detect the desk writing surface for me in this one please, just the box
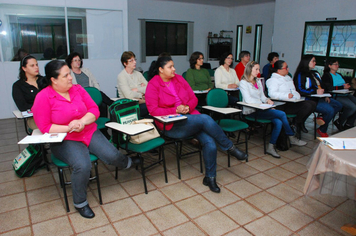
[13,110,33,119]
[310,93,331,97]
[271,98,305,103]
[331,89,353,94]
[224,88,239,91]
[237,102,277,110]
[193,90,209,94]
[18,132,67,144]
[202,106,241,114]
[154,115,187,123]
[105,122,153,135]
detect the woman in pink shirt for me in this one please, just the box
[33,60,133,219]
[145,56,247,193]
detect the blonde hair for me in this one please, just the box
[241,61,259,83]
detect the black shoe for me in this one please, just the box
[131,156,141,165]
[75,205,95,219]
[228,132,236,138]
[333,119,344,131]
[228,146,248,161]
[203,177,220,193]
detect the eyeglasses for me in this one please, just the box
[281,66,289,70]
[226,57,234,60]
[128,58,137,63]
[72,59,81,62]
[198,57,204,60]
[331,63,339,66]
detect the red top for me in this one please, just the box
[32,84,99,146]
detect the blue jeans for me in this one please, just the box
[228,94,240,106]
[336,95,356,126]
[248,109,294,144]
[51,130,129,208]
[316,98,343,133]
[164,114,233,178]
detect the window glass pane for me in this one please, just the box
[146,21,187,56]
[0,4,65,61]
[254,25,262,63]
[235,25,243,62]
[71,8,123,59]
[330,22,356,58]
[303,23,330,56]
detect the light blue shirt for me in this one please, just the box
[331,73,345,87]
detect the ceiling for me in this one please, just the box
[154,0,275,7]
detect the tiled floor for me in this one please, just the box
[1,116,355,235]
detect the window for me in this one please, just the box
[235,25,243,62]
[253,25,262,63]
[146,21,187,56]
[0,4,124,61]
[302,20,356,77]
[140,19,193,62]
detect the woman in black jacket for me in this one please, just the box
[293,55,342,137]
[321,58,356,130]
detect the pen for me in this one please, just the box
[69,129,77,133]
[343,141,345,149]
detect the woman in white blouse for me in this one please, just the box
[239,61,307,158]
[214,52,240,106]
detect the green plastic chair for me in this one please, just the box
[84,87,110,130]
[238,92,272,155]
[182,71,187,79]
[143,71,149,81]
[206,88,249,166]
[51,153,102,212]
[207,68,215,77]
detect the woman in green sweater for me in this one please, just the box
[186,52,214,105]
[186,52,214,90]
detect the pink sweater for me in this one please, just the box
[146,74,199,130]
[32,84,99,146]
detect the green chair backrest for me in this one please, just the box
[182,71,187,79]
[143,71,149,81]
[207,69,215,77]
[85,87,102,106]
[206,88,228,108]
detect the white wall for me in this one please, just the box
[127,0,231,74]
[0,0,128,119]
[228,2,275,67]
[273,0,356,76]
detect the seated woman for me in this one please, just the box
[12,55,41,130]
[186,51,214,105]
[214,52,240,106]
[262,52,279,80]
[117,51,149,118]
[293,55,343,137]
[240,61,307,159]
[322,58,356,130]
[266,60,316,136]
[33,60,134,219]
[145,56,247,193]
[65,52,113,118]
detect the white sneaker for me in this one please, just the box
[266,143,280,158]
[289,136,307,146]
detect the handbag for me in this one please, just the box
[13,144,44,177]
[129,119,160,144]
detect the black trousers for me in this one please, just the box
[277,100,317,124]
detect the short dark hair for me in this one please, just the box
[189,51,203,69]
[270,60,285,74]
[65,52,83,69]
[238,50,250,61]
[121,51,135,67]
[219,52,233,66]
[267,52,279,62]
[323,58,338,73]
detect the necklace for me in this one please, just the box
[164,81,171,87]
